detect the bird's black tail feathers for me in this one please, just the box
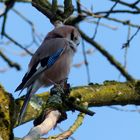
[18,85,33,125]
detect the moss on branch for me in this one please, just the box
[12,81,140,127]
[1,81,140,135]
[1,81,140,138]
[0,85,15,140]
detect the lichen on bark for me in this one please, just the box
[0,84,15,140]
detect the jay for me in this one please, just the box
[15,25,81,124]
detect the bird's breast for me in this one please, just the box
[40,52,73,86]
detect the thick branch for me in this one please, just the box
[32,0,74,24]
[23,110,61,140]
[1,81,140,138]
[13,81,140,127]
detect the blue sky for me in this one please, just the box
[1,0,140,139]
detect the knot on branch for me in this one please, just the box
[32,0,74,25]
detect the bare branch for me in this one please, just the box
[96,10,140,15]
[104,0,119,17]
[118,22,131,80]
[63,0,74,18]
[12,8,41,46]
[122,25,140,48]
[32,0,74,24]
[3,33,33,56]
[92,18,101,39]
[106,17,140,28]
[110,0,140,11]
[82,39,91,84]
[0,50,21,70]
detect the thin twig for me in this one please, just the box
[57,125,76,140]
[106,17,140,28]
[118,21,131,80]
[82,39,91,84]
[72,7,140,28]
[0,0,15,37]
[0,50,21,70]
[12,8,41,46]
[92,18,101,39]
[110,0,140,11]
[105,0,119,17]
[122,25,140,48]
[132,1,140,6]
[84,18,118,30]
[3,33,33,55]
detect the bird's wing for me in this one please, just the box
[15,38,68,93]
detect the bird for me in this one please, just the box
[15,25,81,124]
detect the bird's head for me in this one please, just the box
[47,25,81,47]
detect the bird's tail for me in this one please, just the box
[17,81,42,125]
[18,85,33,125]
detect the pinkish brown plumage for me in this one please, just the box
[15,25,81,124]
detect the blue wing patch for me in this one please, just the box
[47,48,64,68]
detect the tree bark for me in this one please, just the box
[1,80,140,139]
[0,85,15,140]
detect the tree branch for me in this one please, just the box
[0,50,21,70]
[3,33,33,56]
[13,80,140,128]
[1,80,140,139]
[110,0,140,11]
[32,0,74,24]
[23,110,61,140]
